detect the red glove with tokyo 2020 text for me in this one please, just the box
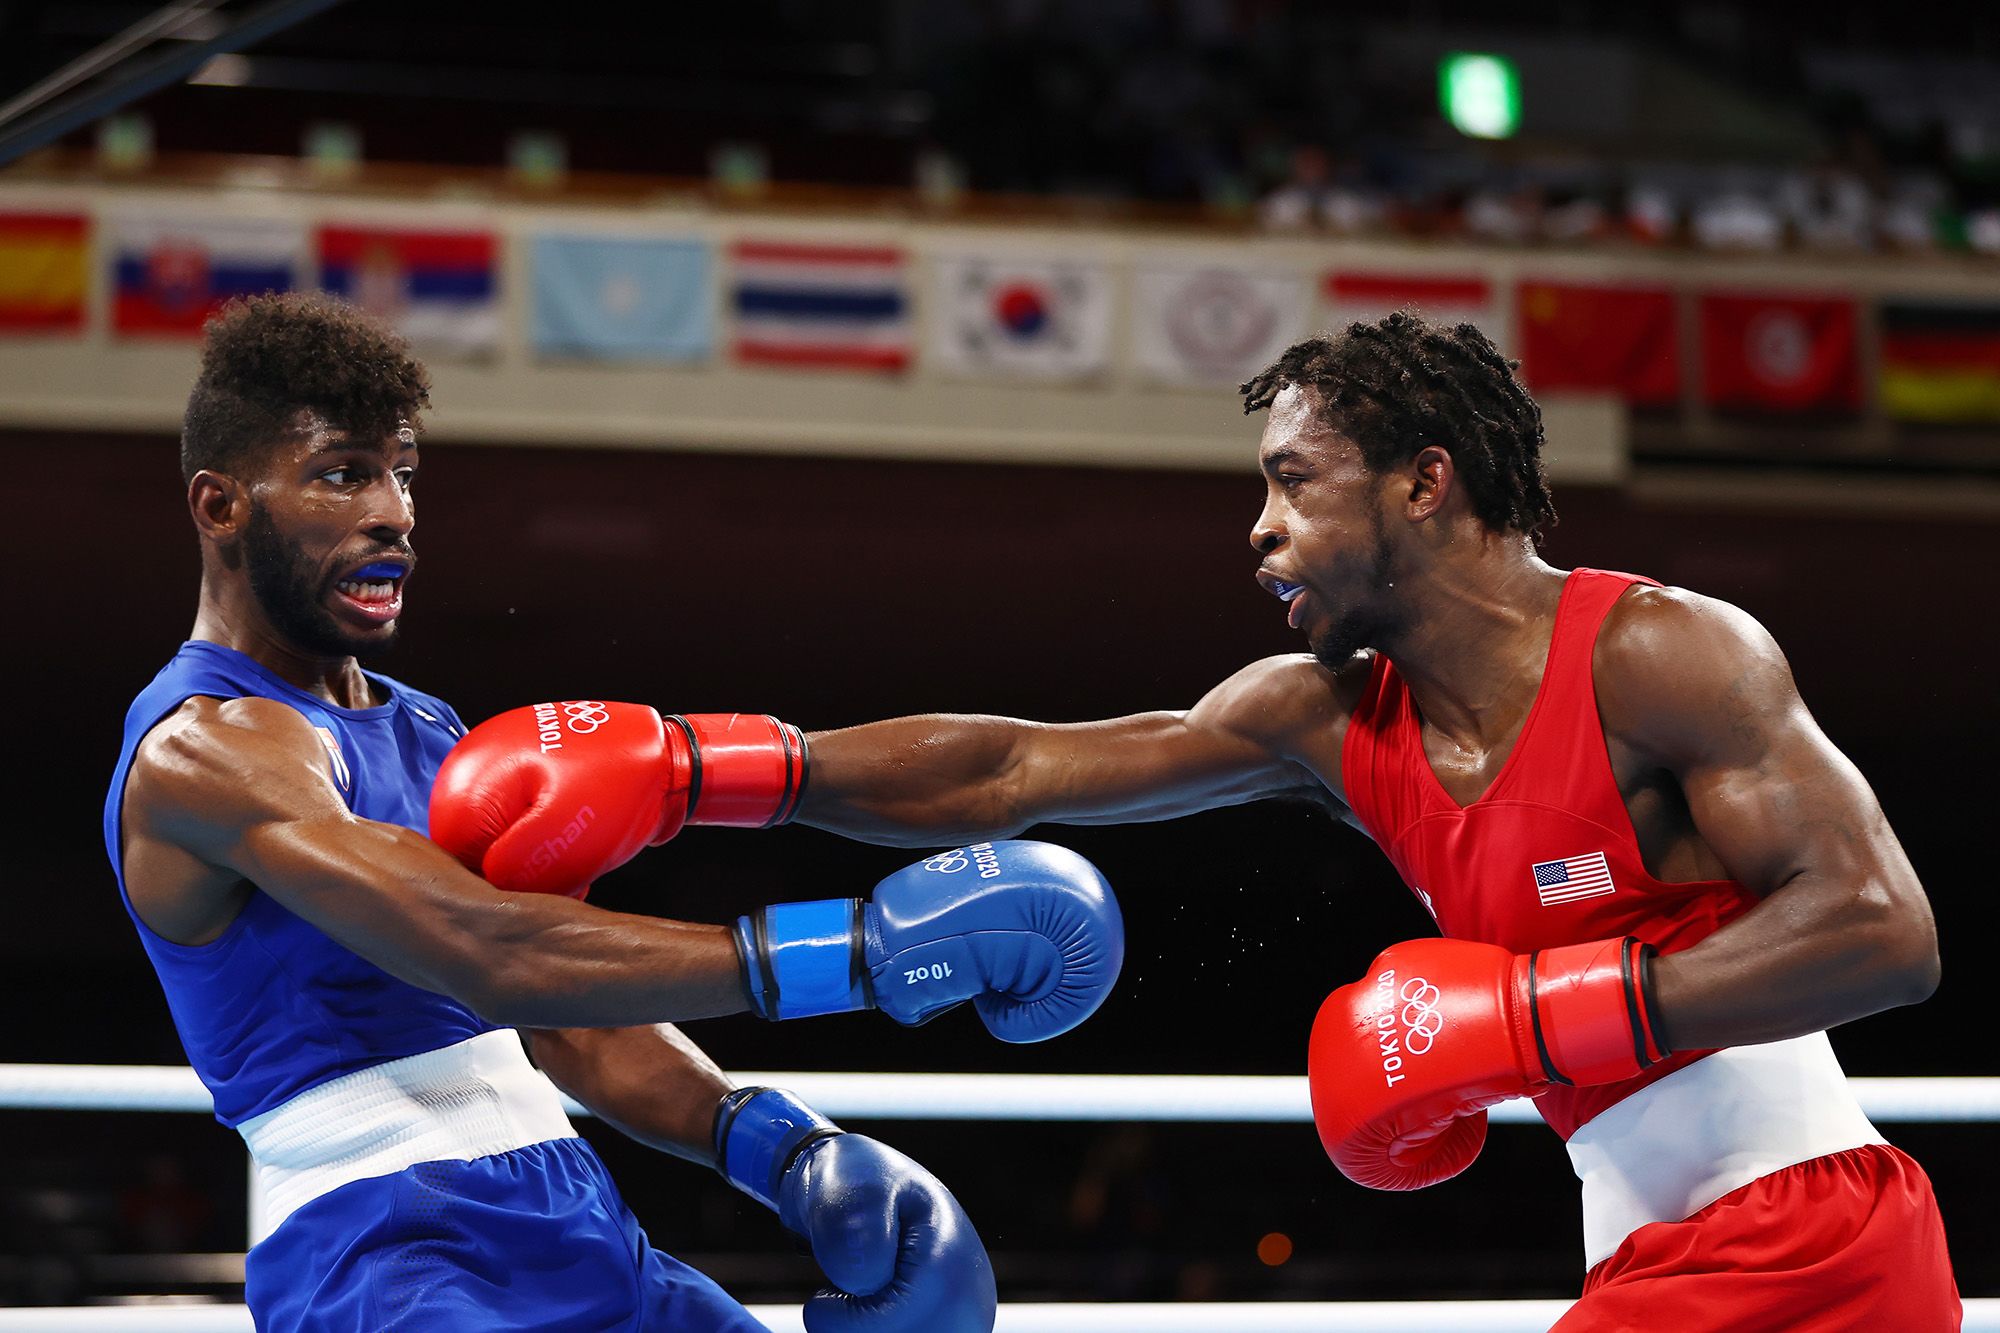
[1307,936,1670,1191]
[428,702,807,898]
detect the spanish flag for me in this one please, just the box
[0,212,88,332]
[1879,301,2000,423]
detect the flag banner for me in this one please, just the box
[1878,300,2000,424]
[110,214,301,337]
[1322,272,1498,346]
[0,212,88,333]
[929,252,1112,381]
[730,240,909,372]
[319,225,499,358]
[531,233,713,363]
[1699,292,1860,415]
[1516,281,1680,407]
[1133,262,1307,387]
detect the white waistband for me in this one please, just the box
[238,1029,578,1233]
[1560,1031,1886,1270]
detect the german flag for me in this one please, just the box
[0,212,88,333]
[1879,301,2000,423]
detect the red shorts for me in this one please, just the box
[1552,1145,1959,1333]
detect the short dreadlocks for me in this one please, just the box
[1239,311,1557,541]
[181,292,431,485]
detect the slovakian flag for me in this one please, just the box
[110,215,301,337]
[0,212,88,333]
[730,240,909,372]
[1133,261,1307,387]
[929,252,1112,381]
[1699,292,1860,415]
[530,233,714,363]
[1516,281,1680,407]
[1322,272,1499,347]
[318,225,499,358]
[1878,300,2000,424]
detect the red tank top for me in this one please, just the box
[1340,568,1760,1139]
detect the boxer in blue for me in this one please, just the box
[106,293,1124,1332]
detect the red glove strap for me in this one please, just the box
[673,714,808,829]
[1526,937,1668,1086]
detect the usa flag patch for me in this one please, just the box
[1531,852,1614,906]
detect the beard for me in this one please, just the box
[1306,500,1399,670]
[242,501,398,661]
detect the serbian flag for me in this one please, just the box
[731,240,909,372]
[110,215,301,337]
[1322,272,1499,347]
[1878,301,2000,424]
[1516,281,1679,407]
[318,225,499,358]
[0,212,88,333]
[1699,292,1860,415]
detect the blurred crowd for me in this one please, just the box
[917,2,2000,256]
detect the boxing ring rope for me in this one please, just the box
[3,1065,1994,1333]
[5,1064,1999,1121]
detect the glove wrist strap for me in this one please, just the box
[1528,936,1671,1086]
[733,899,871,1021]
[713,1086,842,1213]
[672,714,809,828]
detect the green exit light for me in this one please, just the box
[1440,53,1521,140]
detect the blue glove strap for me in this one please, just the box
[713,1086,841,1214]
[736,898,870,1021]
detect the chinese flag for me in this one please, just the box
[1699,292,1860,415]
[1516,281,1680,407]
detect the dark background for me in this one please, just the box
[2,428,1993,1303]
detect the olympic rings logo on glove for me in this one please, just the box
[923,849,971,874]
[561,701,612,734]
[1398,978,1445,1054]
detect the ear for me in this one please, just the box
[1405,445,1455,523]
[188,469,248,544]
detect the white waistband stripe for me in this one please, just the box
[1561,1032,1886,1269]
[236,1030,577,1233]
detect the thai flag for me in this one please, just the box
[318,225,499,357]
[110,215,301,336]
[730,240,909,372]
[1530,852,1615,906]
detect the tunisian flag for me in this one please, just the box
[1700,292,1860,414]
[1515,281,1680,407]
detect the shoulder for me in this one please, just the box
[1595,584,1801,765]
[130,696,336,827]
[1193,652,1369,752]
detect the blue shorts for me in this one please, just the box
[246,1138,773,1332]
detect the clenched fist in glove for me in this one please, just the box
[715,1086,995,1333]
[1309,935,1670,1191]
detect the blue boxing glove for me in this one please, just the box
[716,1086,996,1333]
[733,840,1123,1043]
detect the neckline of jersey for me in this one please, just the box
[1407,568,1584,814]
[180,639,401,720]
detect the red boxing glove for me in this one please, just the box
[1307,936,1668,1192]
[429,701,807,898]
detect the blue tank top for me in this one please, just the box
[103,640,495,1127]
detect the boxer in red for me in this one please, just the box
[775,314,1958,1327]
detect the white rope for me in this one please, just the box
[3,1303,1997,1332]
[0,1064,1995,1123]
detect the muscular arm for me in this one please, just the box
[123,696,747,1029]
[1601,591,1939,1050]
[523,1025,733,1166]
[799,655,1341,847]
